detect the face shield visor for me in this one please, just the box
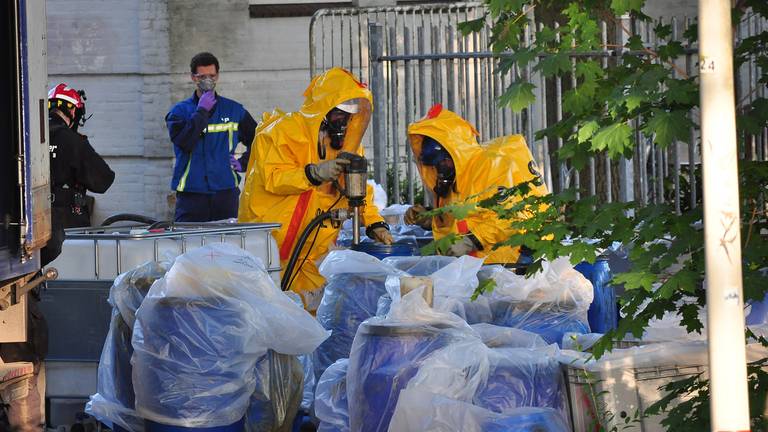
[319,98,372,158]
[419,136,455,198]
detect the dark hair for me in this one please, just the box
[190,52,219,74]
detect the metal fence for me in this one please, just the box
[310,4,768,208]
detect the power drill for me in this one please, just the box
[335,152,368,245]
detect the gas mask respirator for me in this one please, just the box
[322,108,352,151]
[433,158,456,199]
[197,77,216,93]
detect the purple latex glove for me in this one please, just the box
[197,90,217,112]
[230,154,242,172]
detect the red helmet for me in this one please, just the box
[48,83,83,109]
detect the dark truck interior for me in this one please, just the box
[1,0,24,273]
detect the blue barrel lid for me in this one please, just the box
[351,239,420,259]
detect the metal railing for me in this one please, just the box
[310,4,768,208]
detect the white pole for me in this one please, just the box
[699,0,751,430]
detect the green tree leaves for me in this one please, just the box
[591,123,633,157]
[498,81,536,112]
[610,0,645,16]
[642,110,694,147]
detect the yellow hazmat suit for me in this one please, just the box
[407,104,548,264]
[239,68,386,311]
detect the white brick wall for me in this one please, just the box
[47,0,175,223]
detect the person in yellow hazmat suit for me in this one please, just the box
[404,104,548,264]
[238,67,393,311]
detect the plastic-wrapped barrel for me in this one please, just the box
[474,348,567,416]
[347,322,455,432]
[315,273,389,378]
[491,302,590,346]
[145,419,245,432]
[135,297,251,431]
[105,313,136,406]
[574,257,617,333]
[351,239,419,260]
[483,408,569,432]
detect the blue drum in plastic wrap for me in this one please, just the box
[574,257,618,333]
[491,303,590,346]
[351,238,420,260]
[348,322,455,432]
[474,349,567,415]
[482,408,569,432]
[145,418,245,432]
[134,297,253,430]
[315,273,389,378]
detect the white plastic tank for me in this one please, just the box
[47,223,282,285]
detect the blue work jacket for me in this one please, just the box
[166,92,255,193]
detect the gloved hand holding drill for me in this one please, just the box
[306,158,350,184]
[404,204,434,230]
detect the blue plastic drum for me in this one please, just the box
[482,408,569,432]
[145,418,245,432]
[315,273,389,378]
[348,322,455,432]
[134,297,252,429]
[574,258,618,333]
[491,303,590,346]
[351,239,420,260]
[474,349,566,415]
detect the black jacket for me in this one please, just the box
[43,114,115,264]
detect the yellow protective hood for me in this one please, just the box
[299,67,374,155]
[407,105,549,264]
[407,104,482,197]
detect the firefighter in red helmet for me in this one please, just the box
[0,84,114,432]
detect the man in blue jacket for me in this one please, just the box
[166,52,257,222]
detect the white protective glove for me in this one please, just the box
[307,158,350,184]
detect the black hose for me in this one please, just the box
[148,220,174,230]
[281,210,333,291]
[100,213,158,226]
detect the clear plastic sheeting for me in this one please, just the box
[397,329,568,419]
[314,359,350,432]
[298,354,316,411]
[376,294,493,325]
[383,255,455,275]
[379,204,410,225]
[245,351,304,432]
[481,257,593,345]
[475,346,567,416]
[86,260,170,432]
[389,390,569,432]
[483,257,593,307]
[379,255,490,323]
[132,243,329,428]
[347,290,475,432]
[470,323,549,349]
[315,252,480,378]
